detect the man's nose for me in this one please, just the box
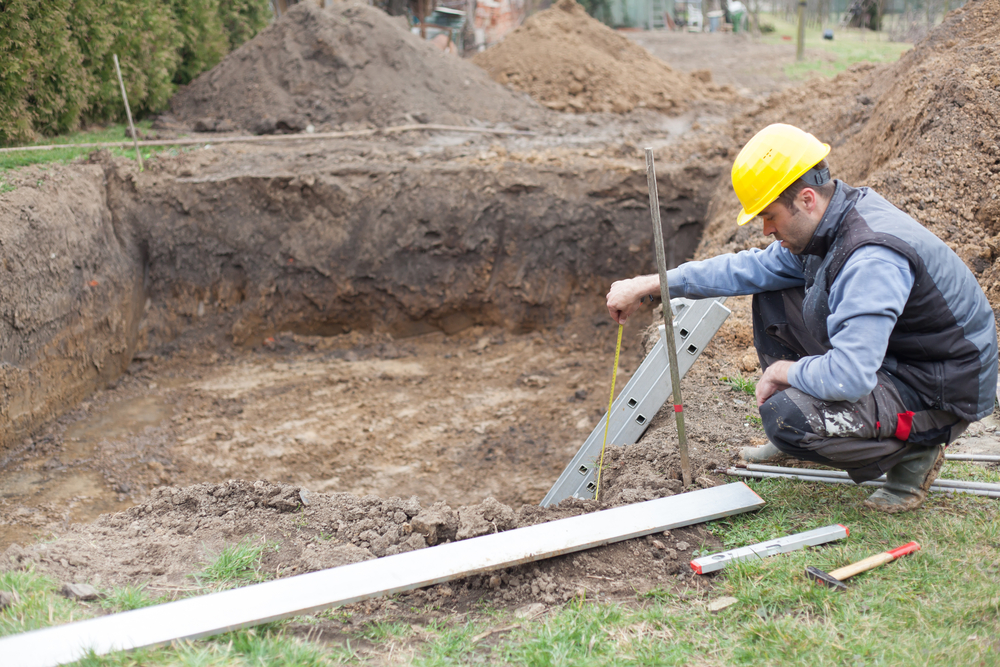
[761,220,775,237]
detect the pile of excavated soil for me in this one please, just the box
[170,2,543,132]
[473,0,734,114]
[1,455,725,612]
[695,0,1000,316]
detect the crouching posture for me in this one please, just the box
[607,123,998,513]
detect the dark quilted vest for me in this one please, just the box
[799,183,998,422]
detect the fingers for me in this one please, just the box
[606,279,642,324]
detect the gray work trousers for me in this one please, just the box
[753,288,969,483]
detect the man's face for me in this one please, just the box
[757,194,821,255]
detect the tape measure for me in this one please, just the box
[594,323,623,501]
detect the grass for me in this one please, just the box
[487,478,1000,666]
[0,121,191,183]
[721,374,757,395]
[196,537,275,590]
[2,473,998,665]
[758,16,913,80]
[99,584,162,613]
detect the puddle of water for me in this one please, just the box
[0,394,173,550]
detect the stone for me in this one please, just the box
[514,602,546,619]
[411,506,457,546]
[61,582,101,601]
[708,596,739,613]
[456,498,516,540]
[0,589,18,610]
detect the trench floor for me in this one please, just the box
[0,307,656,551]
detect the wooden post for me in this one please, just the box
[644,148,692,488]
[112,54,143,172]
[796,0,806,61]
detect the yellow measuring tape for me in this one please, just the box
[594,323,623,501]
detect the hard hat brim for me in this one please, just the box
[736,209,757,226]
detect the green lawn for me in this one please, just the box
[0,122,184,186]
[758,16,913,80]
[2,461,998,665]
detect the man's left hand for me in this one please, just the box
[756,360,795,407]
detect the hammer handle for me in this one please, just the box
[828,541,920,581]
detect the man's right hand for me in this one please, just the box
[606,275,658,324]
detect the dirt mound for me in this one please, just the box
[472,0,733,114]
[2,465,722,610]
[170,2,543,132]
[695,0,1000,317]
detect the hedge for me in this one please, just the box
[0,0,272,146]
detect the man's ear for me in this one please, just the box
[798,187,819,214]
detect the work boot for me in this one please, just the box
[864,445,944,514]
[739,441,787,464]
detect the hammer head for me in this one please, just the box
[805,565,847,590]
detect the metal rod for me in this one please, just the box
[725,468,1000,498]
[113,54,143,171]
[0,124,535,155]
[645,147,690,488]
[744,464,1000,492]
[0,483,764,667]
[946,453,1000,462]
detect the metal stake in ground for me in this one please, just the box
[113,54,143,171]
[644,147,691,488]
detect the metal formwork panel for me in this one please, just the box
[541,297,730,507]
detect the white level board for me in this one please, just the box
[542,297,731,507]
[0,483,764,667]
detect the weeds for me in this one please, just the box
[359,620,412,642]
[721,374,757,395]
[196,537,273,589]
[99,584,161,613]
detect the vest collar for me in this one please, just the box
[799,181,854,257]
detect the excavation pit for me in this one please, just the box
[0,136,730,553]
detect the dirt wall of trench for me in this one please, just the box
[0,165,145,456]
[0,147,722,455]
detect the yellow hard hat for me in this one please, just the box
[731,124,831,226]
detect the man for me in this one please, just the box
[606,123,998,513]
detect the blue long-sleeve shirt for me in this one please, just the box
[666,241,915,403]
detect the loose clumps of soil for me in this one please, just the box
[1,445,724,609]
[697,0,1000,313]
[473,0,734,114]
[170,2,543,133]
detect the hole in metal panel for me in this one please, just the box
[686,344,698,355]
[586,481,597,492]
[627,398,638,408]
[578,465,589,475]
[636,414,646,425]
[679,327,690,338]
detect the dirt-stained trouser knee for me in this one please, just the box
[752,289,968,483]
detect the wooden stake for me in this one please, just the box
[113,54,143,171]
[796,0,806,62]
[644,148,691,488]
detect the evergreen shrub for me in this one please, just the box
[0,0,272,146]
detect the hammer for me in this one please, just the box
[805,542,921,590]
